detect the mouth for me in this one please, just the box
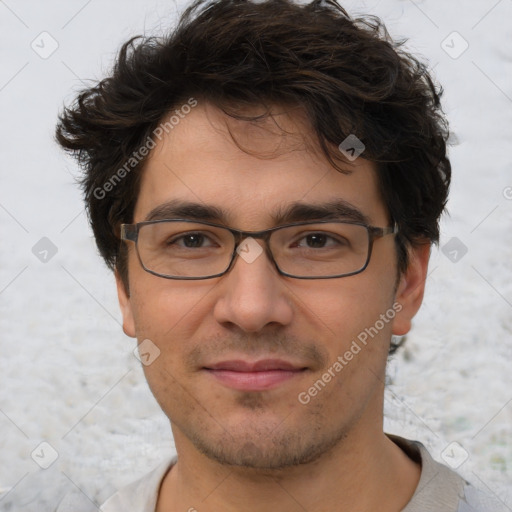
[203,359,308,391]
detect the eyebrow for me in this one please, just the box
[144,198,371,226]
[145,200,224,223]
[273,199,371,225]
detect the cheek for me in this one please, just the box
[130,271,217,339]
[295,275,395,345]
[130,284,210,402]
[298,283,395,412]
[129,277,222,397]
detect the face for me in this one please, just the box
[117,103,427,470]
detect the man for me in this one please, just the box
[55,0,503,510]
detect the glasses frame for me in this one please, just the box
[120,218,398,280]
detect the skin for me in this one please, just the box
[116,102,430,511]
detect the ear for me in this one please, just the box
[392,243,431,336]
[115,269,136,338]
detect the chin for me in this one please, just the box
[186,419,348,471]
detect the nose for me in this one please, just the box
[213,237,294,332]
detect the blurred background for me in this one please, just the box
[0,0,511,509]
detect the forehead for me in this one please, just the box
[134,102,388,227]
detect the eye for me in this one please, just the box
[168,232,217,248]
[294,232,345,249]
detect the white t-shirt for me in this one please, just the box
[61,436,506,512]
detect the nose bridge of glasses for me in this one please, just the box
[227,227,280,274]
[230,225,274,251]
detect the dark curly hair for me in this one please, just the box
[56,0,450,293]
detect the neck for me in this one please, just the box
[157,424,420,512]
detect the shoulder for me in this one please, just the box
[456,485,510,512]
[388,435,506,512]
[100,458,175,512]
[56,458,176,512]
[54,459,175,512]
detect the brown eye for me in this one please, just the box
[294,232,344,249]
[167,232,216,248]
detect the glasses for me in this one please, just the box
[120,219,398,280]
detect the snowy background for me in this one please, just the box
[0,0,511,510]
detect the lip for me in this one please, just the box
[203,359,307,391]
